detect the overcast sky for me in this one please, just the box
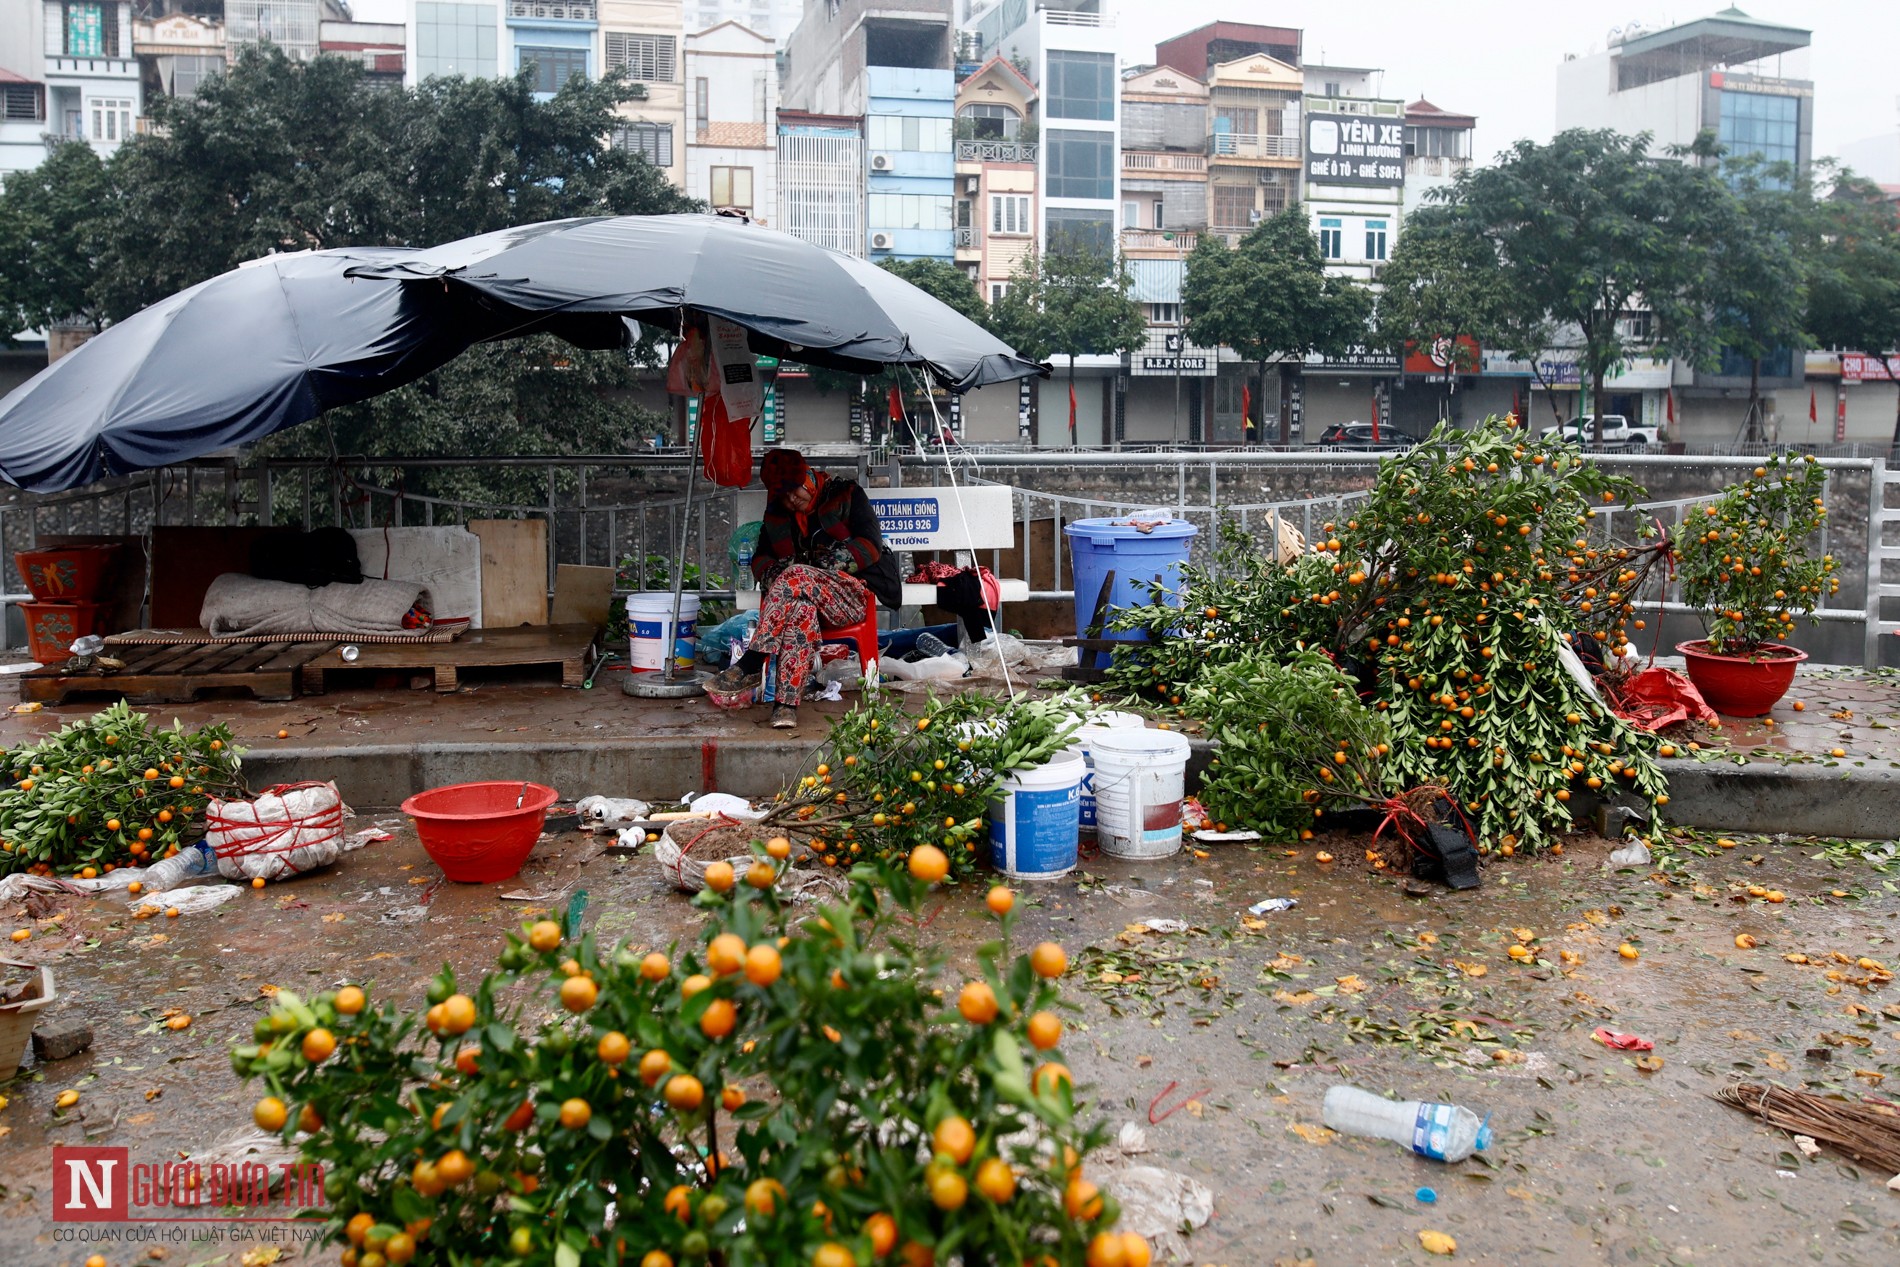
[348,0,1900,180]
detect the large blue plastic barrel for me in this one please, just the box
[1064,517,1199,669]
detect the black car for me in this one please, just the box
[1313,423,1416,451]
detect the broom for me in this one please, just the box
[1713,1082,1900,1175]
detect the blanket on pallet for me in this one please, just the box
[200,573,433,638]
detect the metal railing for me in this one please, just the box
[1041,8,1112,27]
[3,449,1892,666]
[955,226,976,248]
[507,0,596,19]
[1209,132,1300,159]
[954,139,1037,163]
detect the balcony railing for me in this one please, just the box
[955,139,1037,163]
[1040,7,1112,27]
[1209,132,1301,159]
[507,0,596,20]
[1123,150,1206,174]
[955,226,976,249]
[1120,229,1196,252]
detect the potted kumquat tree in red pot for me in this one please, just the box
[1674,454,1839,716]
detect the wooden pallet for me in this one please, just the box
[22,640,337,705]
[299,623,595,695]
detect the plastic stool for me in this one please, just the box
[819,602,880,689]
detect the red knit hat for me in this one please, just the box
[760,448,811,494]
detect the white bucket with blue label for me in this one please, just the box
[987,751,1086,881]
[627,592,700,672]
[1070,710,1146,832]
[1092,728,1192,860]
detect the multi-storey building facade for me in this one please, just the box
[952,54,1034,294]
[776,108,861,254]
[685,19,775,223]
[601,0,684,188]
[1205,51,1300,242]
[38,1,143,153]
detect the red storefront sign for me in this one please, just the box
[1403,335,1482,375]
[1841,354,1896,382]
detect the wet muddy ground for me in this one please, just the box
[3,818,1898,1267]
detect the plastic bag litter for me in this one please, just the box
[207,782,347,882]
[964,632,1073,678]
[129,885,243,915]
[576,796,652,832]
[881,652,970,681]
[688,793,762,820]
[697,610,759,664]
[1098,1164,1213,1260]
[1608,838,1653,867]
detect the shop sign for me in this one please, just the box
[1305,113,1405,188]
[1307,344,1400,373]
[1403,335,1482,376]
[1841,353,1896,382]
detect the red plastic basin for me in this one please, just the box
[402,781,559,883]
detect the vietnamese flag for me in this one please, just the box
[1810,387,1818,423]
[1068,381,1078,444]
[1241,383,1252,439]
[1665,390,1675,425]
[888,384,904,432]
[1371,391,1381,443]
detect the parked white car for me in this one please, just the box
[1543,415,1660,449]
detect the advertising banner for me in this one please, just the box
[1305,113,1405,188]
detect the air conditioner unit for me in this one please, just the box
[870,153,894,171]
[1258,168,1282,184]
[964,175,979,194]
[870,231,894,250]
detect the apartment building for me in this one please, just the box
[602,0,685,188]
[684,19,775,223]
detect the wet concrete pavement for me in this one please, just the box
[3,817,1898,1267]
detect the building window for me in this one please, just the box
[1047,129,1112,200]
[1045,208,1113,256]
[694,78,708,133]
[1259,169,1290,216]
[1,83,43,121]
[1323,80,1341,98]
[869,193,953,230]
[89,97,132,143]
[1152,199,1165,229]
[518,46,588,94]
[1318,216,1343,260]
[1719,90,1799,170]
[416,3,498,80]
[958,102,1019,140]
[161,53,223,98]
[604,33,676,83]
[613,121,674,167]
[990,282,1009,303]
[1364,219,1387,262]
[710,166,754,210]
[1212,183,1254,230]
[1403,126,1468,159]
[956,199,972,229]
[1148,302,1180,325]
[990,194,1029,235]
[62,2,109,57]
[867,115,952,153]
[1122,199,1140,229]
[1046,50,1114,121]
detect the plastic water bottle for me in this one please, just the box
[139,841,217,892]
[1322,1085,1491,1163]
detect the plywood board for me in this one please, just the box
[550,564,614,629]
[470,519,548,628]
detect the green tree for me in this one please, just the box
[1438,129,1728,442]
[1371,205,1514,427]
[0,141,116,339]
[1807,174,1900,443]
[1182,205,1372,444]
[992,244,1145,446]
[1702,148,1821,442]
[96,45,696,320]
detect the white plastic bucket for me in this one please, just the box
[987,751,1086,880]
[627,592,700,672]
[1070,710,1146,833]
[1092,729,1192,859]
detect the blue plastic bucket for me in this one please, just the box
[987,751,1085,880]
[1064,518,1199,669]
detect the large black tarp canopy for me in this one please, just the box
[0,214,1046,492]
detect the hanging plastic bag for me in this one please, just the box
[700,391,753,488]
[666,327,713,396]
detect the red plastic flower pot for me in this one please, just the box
[1676,639,1806,718]
[20,601,111,664]
[401,781,560,883]
[14,544,121,602]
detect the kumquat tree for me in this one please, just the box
[1107,415,1675,853]
[233,851,1147,1267]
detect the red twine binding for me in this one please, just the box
[204,781,345,875]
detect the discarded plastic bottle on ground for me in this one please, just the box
[139,841,217,892]
[1322,1085,1491,1162]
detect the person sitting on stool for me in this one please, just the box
[710,449,900,728]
